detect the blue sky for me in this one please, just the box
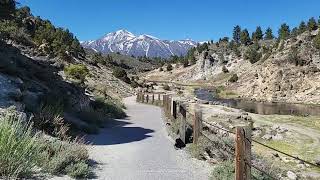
[19,0,320,42]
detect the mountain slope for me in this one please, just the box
[143,29,320,104]
[81,30,197,58]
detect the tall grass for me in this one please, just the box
[0,108,92,179]
[38,137,91,178]
[0,109,40,178]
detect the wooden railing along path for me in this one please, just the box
[136,92,320,180]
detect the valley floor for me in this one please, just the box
[86,96,210,180]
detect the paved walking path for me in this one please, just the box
[87,96,210,180]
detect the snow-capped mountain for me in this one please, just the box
[81,29,197,58]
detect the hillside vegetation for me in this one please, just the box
[0,1,144,178]
[144,17,320,104]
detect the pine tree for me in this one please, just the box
[233,25,241,44]
[253,26,263,41]
[307,17,317,31]
[291,27,299,37]
[0,0,16,20]
[314,30,320,50]
[278,23,290,40]
[264,27,274,40]
[240,29,250,45]
[298,21,307,33]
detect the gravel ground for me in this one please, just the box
[86,96,211,180]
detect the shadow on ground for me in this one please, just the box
[86,117,154,146]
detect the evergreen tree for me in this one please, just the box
[314,30,320,50]
[291,27,299,37]
[0,0,16,20]
[233,25,241,44]
[307,17,317,31]
[240,29,250,45]
[252,26,263,41]
[298,21,307,33]
[278,23,290,40]
[264,27,274,40]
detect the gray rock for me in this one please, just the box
[287,171,297,180]
[262,134,272,140]
[22,91,42,112]
[315,156,320,166]
[272,133,284,140]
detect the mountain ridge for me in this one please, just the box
[81,29,197,58]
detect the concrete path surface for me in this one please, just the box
[86,96,210,180]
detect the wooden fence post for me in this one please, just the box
[158,94,161,101]
[244,127,252,180]
[193,108,202,144]
[141,93,144,103]
[163,95,167,112]
[179,104,186,144]
[152,94,155,104]
[146,94,149,103]
[235,126,251,180]
[172,100,177,119]
[168,96,172,117]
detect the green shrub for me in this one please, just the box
[166,64,173,71]
[130,80,139,88]
[64,64,89,84]
[33,103,70,140]
[163,84,170,91]
[38,137,89,177]
[112,67,131,83]
[211,160,234,180]
[188,136,210,160]
[313,30,320,50]
[91,97,126,119]
[0,109,40,178]
[228,74,238,83]
[289,46,307,66]
[65,161,91,178]
[222,65,229,73]
[245,46,262,64]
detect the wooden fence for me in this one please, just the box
[136,92,252,180]
[136,92,320,180]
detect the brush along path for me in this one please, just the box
[86,96,210,180]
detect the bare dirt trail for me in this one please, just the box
[86,96,210,180]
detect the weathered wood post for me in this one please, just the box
[179,104,186,144]
[172,100,177,119]
[163,95,167,113]
[165,95,169,116]
[169,96,172,117]
[146,94,149,103]
[193,108,202,144]
[235,126,251,180]
[244,127,252,180]
[152,94,155,104]
[158,94,161,106]
[141,93,145,103]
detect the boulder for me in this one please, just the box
[315,156,320,166]
[262,134,272,140]
[287,171,297,180]
[22,90,42,112]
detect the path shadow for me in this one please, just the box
[86,118,154,146]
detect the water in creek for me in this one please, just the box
[194,88,320,116]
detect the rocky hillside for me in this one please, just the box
[144,28,320,104]
[0,4,137,132]
[81,29,197,58]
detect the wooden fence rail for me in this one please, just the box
[136,93,252,180]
